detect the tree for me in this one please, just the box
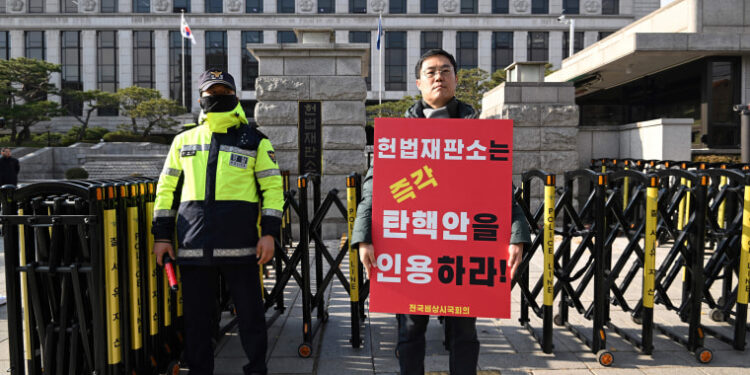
[365,95,421,126]
[61,89,119,141]
[116,86,184,136]
[129,98,185,136]
[0,58,62,144]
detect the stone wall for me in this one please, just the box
[250,31,368,239]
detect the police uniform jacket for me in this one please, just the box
[152,103,284,265]
[351,97,531,248]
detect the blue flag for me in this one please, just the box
[376,15,382,50]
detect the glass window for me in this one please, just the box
[421,0,437,14]
[205,31,227,72]
[527,31,548,62]
[133,31,153,88]
[174,0,190,12]
[492,0,508,13]
[491,32,512,72]
[385,31,406,91]
[241,31,262,91]
[420,31,442,56]
[246,0,261,12]
[61,31,82,115]
[349,0,366,13]
[97,31,118,116]
[100,0,117,12]
[562,0,578,14]
[205,0,221,13]
[349,31,371,89]
[531,0,547,14]
[62,0,78,13]
[25,31,45,60]
[318,0,333,12]
[460,0,476,13]
[169,31,191,109]
[0,32,8,60]
[27,0,43,13]
[456,31,477,70]
[277,30,297,43]
[133,0,149,12]
[601,0,618,15]
[562,31,583,59]
[278,0,294,13]
[389,0,405,13]
[598,31,613,40]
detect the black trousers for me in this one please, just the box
[181,261,268,375]
[397,314,479,375]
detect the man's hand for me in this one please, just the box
[359,243,376,279]
[256,235,275,265]
[508,243,524,280]
[154,241,175,266]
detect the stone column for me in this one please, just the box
[406,30,419,92]
[335,0,346,13]
[263,0,274,12]
[47,31,62,104]
[263,30,275,45]
[45,0,59,13]
[120,0,132,13]
[192,0,203,13]
[478,31,492,73]
[513,31,527,62]
[335,30,348,43]
[442,30,457,56]
[118,30,133,88]
[549,30,563,69]
[191,29,205,113]
[227,30,242,90]
[480,72,579,201]
[478,0,491,13]
[9,30,23,58]
[550,0,562,14]
[406,0,419,14]
[583,31,598,48]
[154,30,170,98]
[81,30,97,91]
[251,29,368,238]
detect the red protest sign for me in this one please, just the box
[370,117,514,319]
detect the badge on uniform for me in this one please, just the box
[229,153,248,169]
[181,150,196,157]
[267,151,277,164]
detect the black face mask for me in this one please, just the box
[199,95,238,113]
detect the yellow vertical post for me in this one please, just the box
[543,175,556,307]
[18,208,32,362]
[346,176,359,304]
[103,186,122,365]
[738,183,750,305]
[176,265,183,318]
[643,178,658,308]
[623,161,630,213]
[126,186,143,351]
[718,166,727,229]
[145,185,158,337]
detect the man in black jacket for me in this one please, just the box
[351,49,530,375]
[0,148,20,186]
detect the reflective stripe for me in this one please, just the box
[178,248,256,258]
[154,209,177,218]
[255,169,281,179]
[262,209,283,218]
[181,144,211,153]
[179,249,203,258]
[162,167,181,177]
[219,145,256,158]
[214,247,256,257]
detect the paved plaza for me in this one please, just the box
[1,239,750,374]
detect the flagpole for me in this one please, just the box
[181,10,186,109]
[378,12,382,110]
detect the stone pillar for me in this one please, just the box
[480,69,579,198]
[251,29,368,238]
[478,0,491,13]
[263,0,274,13]
[549,30,563,69]
[192,0,203,13]
[191,29,206,113]
[46,0,59,13]
[263,30,275,45]
[9,30,23,58]
[406,30,419,92]
[513,31,527,62]
[118,30,133,88]
[478,31,492,74]
[582,0,602,15]
[47,31,62,104]
[227,30,242,92]
[154,30,170,98]
[442,30,457,56]
[120,0,132,13]
[335,30,348,43]
[335,0,346,13]
[583,31,598,48]
[550,0,562,14]
[439,0,458,14]
[81,30,97,91]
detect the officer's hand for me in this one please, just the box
[154,241,175,266]
[359,243,376,279]
[256,235,275,265]
[508,243,523,280]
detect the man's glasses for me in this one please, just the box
[421,68,454,79]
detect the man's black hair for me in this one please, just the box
[415,49,458,79]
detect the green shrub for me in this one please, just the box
[65,167,89,179]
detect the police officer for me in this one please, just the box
[152,70,283,375]
[352,49,531,375]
